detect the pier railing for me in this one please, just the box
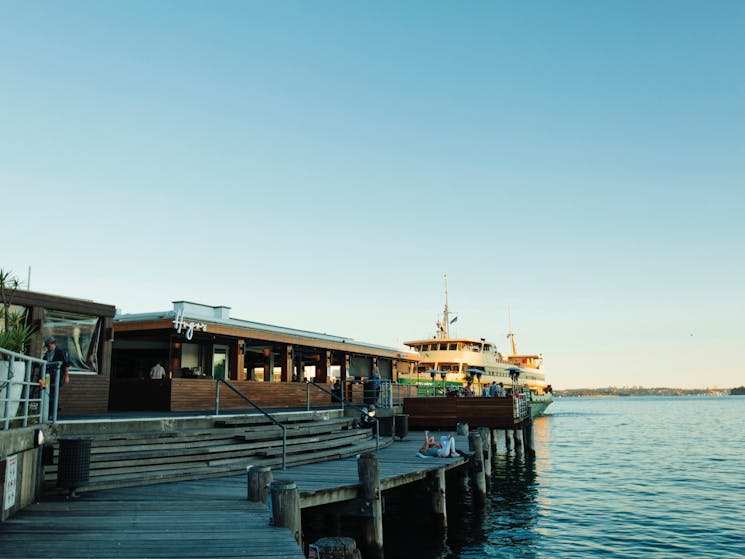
[215,379,287,469]
[1,347,59,430]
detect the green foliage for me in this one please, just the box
[0,269,35,355]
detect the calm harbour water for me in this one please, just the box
[389,396,745,559]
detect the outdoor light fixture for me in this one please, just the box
[34,428,45,447]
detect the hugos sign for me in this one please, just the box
[172,311,207,340]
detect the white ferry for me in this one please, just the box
[401,278,553,417]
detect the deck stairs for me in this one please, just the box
[43,410,387,493]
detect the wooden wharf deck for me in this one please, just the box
[0,431,470,559]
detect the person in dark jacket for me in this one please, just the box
[43,336,70,386]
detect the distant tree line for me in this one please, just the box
[554,386,741,397]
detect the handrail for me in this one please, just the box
[1,347,55,429]
[214,379,287,469]
[306,382,379,452]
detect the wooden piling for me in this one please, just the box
[490,428,498,456]
[270,480,302,547]
[247,465,272,503]
[522,414,536,460]
[429,468,447,529]
[477,426,492,479]
[512,427,522,454]
[504,428,511,452]
[456,422,469,436]
[357,453,384,559]
[467,432,487,500]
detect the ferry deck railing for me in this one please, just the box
[214,379,287,469]
[1,347,60,430]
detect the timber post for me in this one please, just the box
[504,428,511,452]
[269,480,302,547]
[247,465,272,503]
[478,426,492,479]
[523,414,536,460]
[357,453,384,559]
[456,422,469,436]
[429,468,447,529]
[468,431,487,500]
[513,427,522,454]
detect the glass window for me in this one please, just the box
[42,310,102,373]
[448,343,457,350]
[439,343,447,350]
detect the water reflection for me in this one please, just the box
[386,418,552,559]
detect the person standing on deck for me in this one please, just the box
[371,368,382,404]
[149,360,166,379]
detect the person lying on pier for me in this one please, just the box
[418,430,458,458]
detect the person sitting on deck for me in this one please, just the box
[418,430,457,458]
[355,404,376,428]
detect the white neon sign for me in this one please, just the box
[172,310,207,340]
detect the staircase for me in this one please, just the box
[44,410,386,493]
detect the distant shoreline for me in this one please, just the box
[555,387,744,397]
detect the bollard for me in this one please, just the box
[467,432,487,500]
[456,422,469,436]
[357,453,383,559]
[270,480,302,546]
[309,536,362,559]
[523,415,536,460]
[247,465,272,503]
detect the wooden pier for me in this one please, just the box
[0,432,472,559]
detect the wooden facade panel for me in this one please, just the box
[170,379,340,413]
[403,397,517,430]
[61,375,110,415]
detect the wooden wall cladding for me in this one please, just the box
[170,380,343,412]
[59,375,111,415]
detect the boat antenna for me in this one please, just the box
[437,274,450,339]
[507,306,518,355]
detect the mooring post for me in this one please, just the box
[513,426,522,454]
[504,428,511,452]
[456,422,469,436]
[430,468,447,529]
[523,414,536,460]
[477,427,492,479]
[270,480,302,547]
[357,453,384,559]
[468,432,487,500]
[490,428,498,457]
[247,465,273,503]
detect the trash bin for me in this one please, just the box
[56,436,92,490]
[394,414,409,441]
[378,415,394,437]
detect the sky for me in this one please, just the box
[1,1,743,389]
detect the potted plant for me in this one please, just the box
[0,269,35,419]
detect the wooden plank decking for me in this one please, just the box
[0,431,468,559]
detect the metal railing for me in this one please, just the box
[1,347,60,430]
[306,382,379,452]
[214,379,287,469]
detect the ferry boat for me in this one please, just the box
[401,278,553,417]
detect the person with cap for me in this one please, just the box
[43,336,70,387]
[358,404,376,428]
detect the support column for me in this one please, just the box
[430,468,447,529]
[478,427,492,479]
[236,340,245,381]
[263,349,274,382]
[357,453,383,559]
[504,429,511,452]
[315,350,330,384]
[341,353,350,399]
[468,432,487,500]
[513,427,522,454]
[280,345,293,382]
[523,415,536,460]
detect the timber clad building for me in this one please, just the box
[111,301,419,413]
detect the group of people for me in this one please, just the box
[461,380,507,397]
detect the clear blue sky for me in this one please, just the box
[2,1,743,389]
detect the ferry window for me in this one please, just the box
[420,344,429,351]
[483,344,492,351]
[439,343,447,351]
[448,343,457,350]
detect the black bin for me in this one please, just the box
[394,414,409,440]
[378,416,394,437]
[57,436,92,489]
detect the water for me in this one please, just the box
[390,396,745,559]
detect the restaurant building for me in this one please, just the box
[111,301,419,413]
